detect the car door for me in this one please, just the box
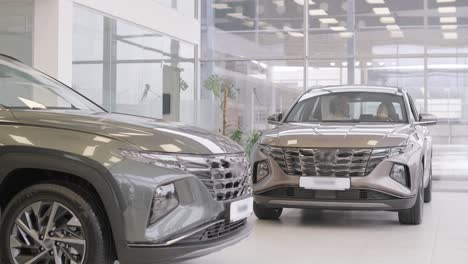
[407,93,432,185]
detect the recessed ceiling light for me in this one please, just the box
[342,61,348,66]
[339,32,354,38]
[288,31,304,38]
[366,0,385,3]
[212,3,231,9]
[373,7,391,15]
[227,12,247,19]
[436,0,455,3]
[378,62,385,66]
[330,26,346,31]
[380,17,395,24]
[390,31,404,38]
[441,24,458,30]
[443,32,458,39]
[294,0,315,5]
[366,62,373,66]
[386,24,400,31]
[309,9,327,16]
[440,17,457,23]
[438,7,457,14]
[319,18,339,24]
[330,62,336,66]
[355,61,360,66]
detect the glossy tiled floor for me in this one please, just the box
[180,145,468,264]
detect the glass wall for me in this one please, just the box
[0,0,33,65]
[201,0,468,144]
[73,5,197,124]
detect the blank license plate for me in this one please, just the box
[300,177,351,191]
[230,197,253,222]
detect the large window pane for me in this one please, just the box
[0,0,33,65]
[73,5,197,123]
[200,60,304,134]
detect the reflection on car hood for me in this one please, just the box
[260,122,412,148]
[12,111,243,154]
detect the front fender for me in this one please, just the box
[0,146,128,259]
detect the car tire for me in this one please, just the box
[398,166,424,225]
[253,202,282,220]
[0,183,114,264]
[424,161,432,203]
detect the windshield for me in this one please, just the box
[0,57,103,112]
[285,91,408,123]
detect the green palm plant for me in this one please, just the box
[204,74,237,135]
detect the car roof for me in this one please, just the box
[306,85,405,95]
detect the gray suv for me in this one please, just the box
[252,86,437,225]
[0,54,252,264]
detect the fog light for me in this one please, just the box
[255,160,270,183]
[390,164,409,187]
[149,183,179,225]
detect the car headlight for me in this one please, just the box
[390,164,409,187]
[387,144,414,158]
[254,160,269,183]
[120,149,208,170]
[149,183,179,225]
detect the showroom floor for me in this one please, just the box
[180,145,468,264]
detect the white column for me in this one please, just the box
[33,0,73,86]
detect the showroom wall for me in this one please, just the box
[200,0,468,144]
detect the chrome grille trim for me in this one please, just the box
[184,154,252,201]
[267,147,390,177]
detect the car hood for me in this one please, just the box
[11,110,243,154]
[260,122,412,148]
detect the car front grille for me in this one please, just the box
[184,153,252,201]
[179,219,248,244]
[259,187,399,200]
[266,147,389,177]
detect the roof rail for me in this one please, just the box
[0,54,23,63]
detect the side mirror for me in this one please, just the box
[416,113,437,126]
[267,113,283,125]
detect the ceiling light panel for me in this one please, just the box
[440,17,457,23]
[380,17,395,24]
[436,0,455,3]
[212,3,231,9]
[390,31,404,38]
[438,7,457,14]
[366,0,385,3]
[386,24,400,31]
[309,9,327,16]
[443,32,458,39]
[339,32,354,38]
[330,26,346,31]
[319,18,339,24]
[294,0,315,5]
[441,24,458,30]
[373,7,391,15]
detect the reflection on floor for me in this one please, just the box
[180,193,468,264]
[179,144,468,264]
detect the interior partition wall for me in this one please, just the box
[201,0,468,144]
[72,5,197,124]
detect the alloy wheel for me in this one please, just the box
[9,201,86,264]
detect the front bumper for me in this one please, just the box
[254,188,416,211]
[120,219,253,264]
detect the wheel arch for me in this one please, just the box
[0,146,128,260]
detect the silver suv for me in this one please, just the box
[0,54,252,264]
[252,86,437,225]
